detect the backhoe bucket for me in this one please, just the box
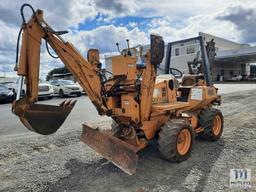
[81,124,140,175]
[12,99,76,135]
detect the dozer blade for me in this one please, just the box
[12,99,76,135]
[81,124,140,175]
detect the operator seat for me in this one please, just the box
[177,74,205,102]
[181,74,204,86]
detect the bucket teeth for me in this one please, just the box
[59,100,66,107]
[59,99,77,110]
[64,99,72,107]
[69,100,77,108]
[59,100,77,111]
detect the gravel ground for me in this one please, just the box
[0,90,256,192]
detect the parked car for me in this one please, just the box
[0,81,16,92]
[75,82,86,95]
[14,79,53,100]
[14,79,26,97]
[50,80,82,97]
[245,75,256,81]
[229,75,242,82]
[38,82,54,100]
[0,84,15,103]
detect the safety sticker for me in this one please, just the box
[191,88,203,100]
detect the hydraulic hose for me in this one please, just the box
[14,3,36,71]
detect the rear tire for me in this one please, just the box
[47,96,53,100]
[198,108,223,141]
[157,119,194,162]
[59,89,64,98]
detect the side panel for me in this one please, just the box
[121,94,140,123]
[112,55,137,80]
[187,86,217,110]
[142,114,169,140]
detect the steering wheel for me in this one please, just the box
[169,68,183,78]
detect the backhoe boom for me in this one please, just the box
[13,9,108,130]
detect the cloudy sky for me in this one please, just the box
[0,0,256,78]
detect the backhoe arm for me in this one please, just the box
[46,25,107,114]
[13,8,107,135]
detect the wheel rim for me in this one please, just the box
[177,129,191,155]
[213,115,222,136]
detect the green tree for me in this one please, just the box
[46,66,70,81]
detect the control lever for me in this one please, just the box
[116,42,121,53]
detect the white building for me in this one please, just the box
[166,32,253,81]
[105,32,256,81]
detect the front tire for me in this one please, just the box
[47,96,53,100]
[198,108,223,141]
[157,119,194,162]
[76,92,81,97]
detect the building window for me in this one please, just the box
[175,48,179,56]
[186,45,195,54]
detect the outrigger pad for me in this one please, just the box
[13,99,76,135]
[81,124,140,175]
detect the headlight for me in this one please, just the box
[7,91,13,96]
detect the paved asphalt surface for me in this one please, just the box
[0,83,256,192]
[0,83,256,138]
